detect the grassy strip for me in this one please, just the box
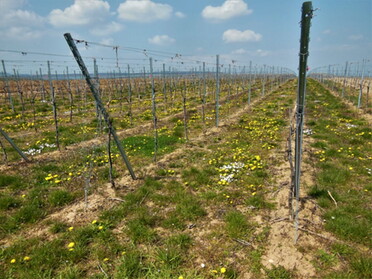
[305,79,372,278]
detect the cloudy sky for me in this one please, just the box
[0,0,370,73]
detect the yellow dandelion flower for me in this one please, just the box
[67,242,75,248]
[92,220,97,224]
[23,256,31,261]
[178,276,184,279]
[10,259,16,264]
[69,248,74,252]
[98,226,104,230]
[103,258,109,262]
[68,226,74,231]
[220,267,226,273]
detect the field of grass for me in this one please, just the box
[0,75,371,278]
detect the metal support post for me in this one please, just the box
[64,33,136,180]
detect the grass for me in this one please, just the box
[306,79,372,247]
[304,79,372,277]
[225,210,252,238]
[2,78,370,278]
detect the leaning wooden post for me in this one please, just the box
[64,33,136,180]
[293,1,313,243]
[0,127,29,162]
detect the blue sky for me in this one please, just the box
[0,0,370,73]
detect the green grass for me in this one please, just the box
[48,189,75,207]
[225,210,252,239]
[0,174,25,190]
[304,79,372,277]
[121,134,182,157]
[306,79,372,249]
[0,194,22,210]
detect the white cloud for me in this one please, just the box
[148,35,175,46]
[256,49,270,57]
[0,1,45,41]
[49,0,110,27]
[118,0,173,22]
[175,11,186,18]
[348,34,363,40]
[202,0,252,21]
[0,0,25,14]
[232,48,247,54]
[0,26,43,40]
[90,21,123,36]
[223,29,262,43]
[0,9,44,26]
[231,48,270,57]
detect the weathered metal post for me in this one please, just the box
[294,1,313,243]
[64,33,136,180]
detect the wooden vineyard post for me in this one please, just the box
[47,61,61,151]
[293,1,313,243]
[149,58,158,162]
[248,61,252,105]
[64,33,136,180]
[127,64,133,125]
[1,60,14,112]
[66,66,73,122]
[182,81,189,142]
[162,63,167,110]
[341,61,348,98]
[357,59,366,109]
[202,62,206,128]
[215,55,220,127]
[13,69,25,116]
[93,58,103,134]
